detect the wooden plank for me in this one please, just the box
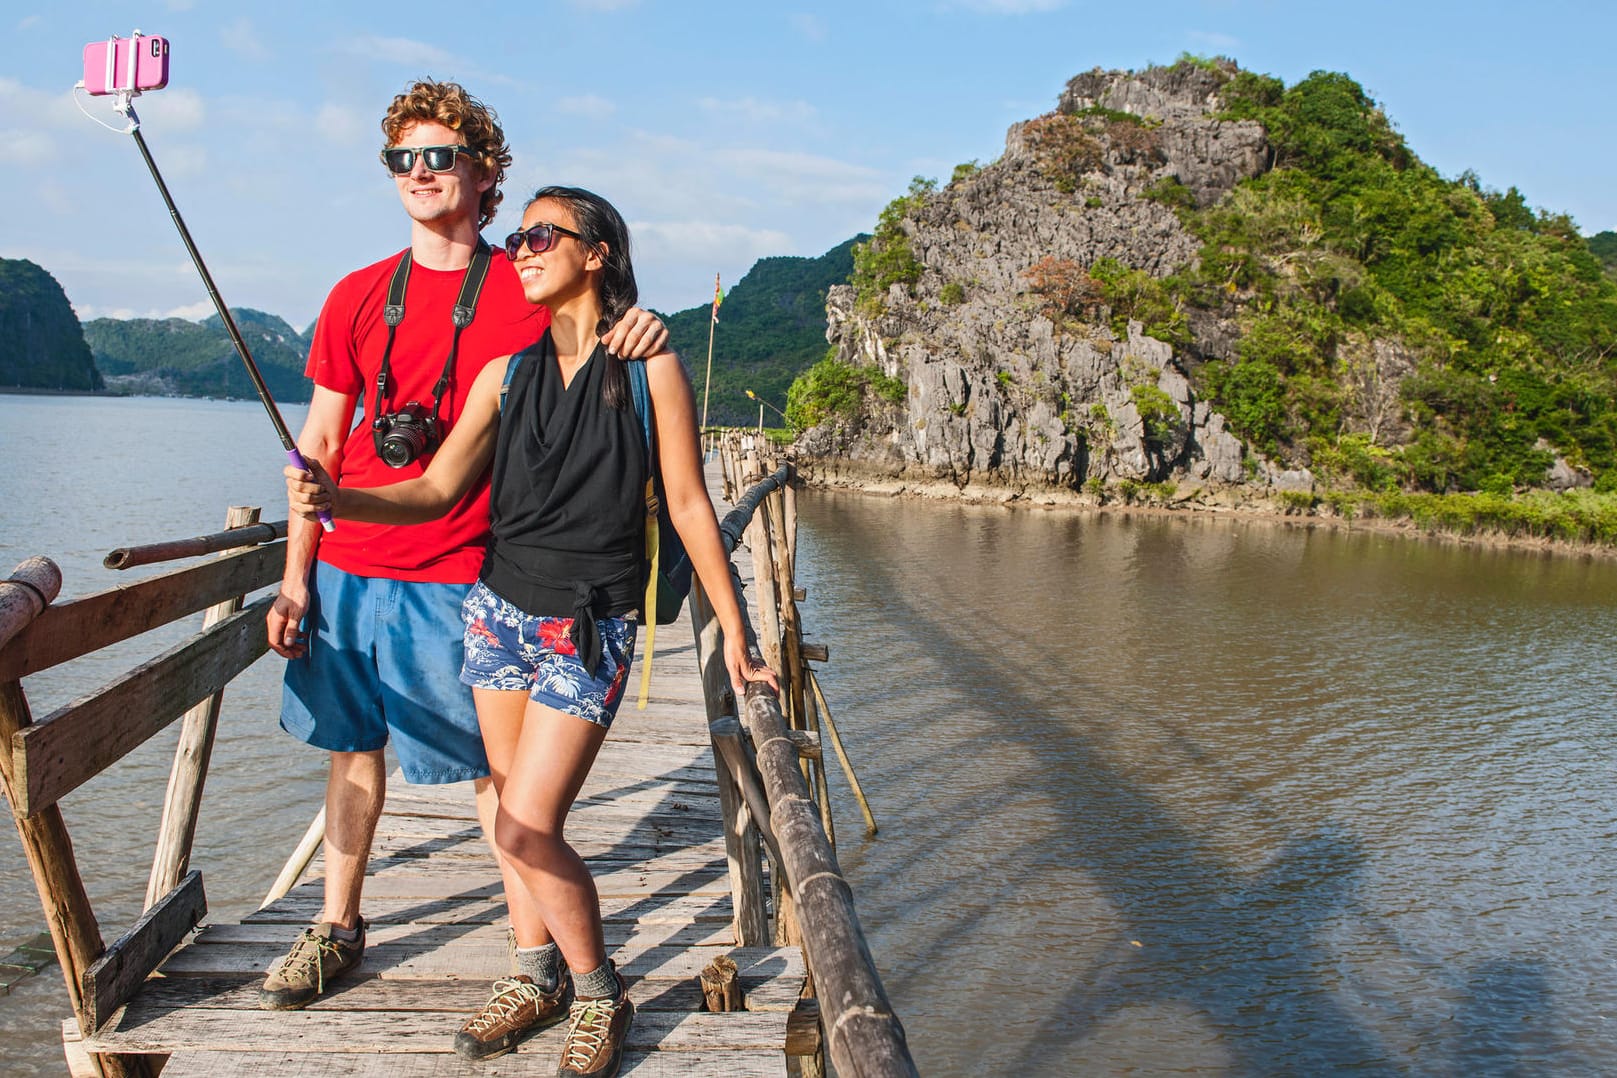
[356,860,731,893]
[193,920,734,951]
[155,1049,787,1077]
[0,544,285,681]
[83,870,207,1030]
[100,969,802,1015]
[13,594,275,817]
[61,1018,99,1078]
[367,816,723,849]
[155,941,802,983]
[87,1003,792,1054]
[247,890,734,927]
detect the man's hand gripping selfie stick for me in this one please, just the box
[85,34,335,532]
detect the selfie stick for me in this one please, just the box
[109,87,335,532]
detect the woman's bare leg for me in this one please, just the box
[473,687,554,950]
[494,700,611,975]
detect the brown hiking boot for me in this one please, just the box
[257,919,365,1010]
[454,974,573,1061]
[557,989,635,1077]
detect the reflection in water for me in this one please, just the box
[797,491,1617,1076]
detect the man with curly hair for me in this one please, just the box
[258,79,668,1011]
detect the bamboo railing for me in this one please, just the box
[694,432,915,1077]
[0,509,286,1078]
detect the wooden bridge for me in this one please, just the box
[1,441,916,1077]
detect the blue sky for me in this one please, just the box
[7,1,1614,333]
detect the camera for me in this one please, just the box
[372,402,440,468]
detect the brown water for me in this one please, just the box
[2,396,1615,1075]
[797,491,1617,1076]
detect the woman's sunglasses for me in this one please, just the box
[379,144,474,175]
[503,222,593,261]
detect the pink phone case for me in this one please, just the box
[82,36,169,96]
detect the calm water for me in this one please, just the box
[2,396,1615,1075]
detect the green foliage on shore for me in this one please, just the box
[660,238,860,427]
[1152,69,1617,493]
[0,258,101,391]
[1316,488,1617,545]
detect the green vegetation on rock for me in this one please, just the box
[1161,68,1617,493]
[0,259,101,391]
[84,309,312,401]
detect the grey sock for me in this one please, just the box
[516,943,561,991]
[329,920,361,944]
[573,961,621,1001]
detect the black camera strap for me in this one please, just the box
[371,238,493,441]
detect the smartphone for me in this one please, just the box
[82,35,169,96]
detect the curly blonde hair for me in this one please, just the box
[381,80,511,228]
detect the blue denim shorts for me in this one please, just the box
[280,562,489,784]
[459,581,637,729]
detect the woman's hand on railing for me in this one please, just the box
[285,460,336,522]
[725,638,778,696]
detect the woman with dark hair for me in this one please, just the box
[286,185,775,1077]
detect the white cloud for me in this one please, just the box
[315,102,368,145]
[789,13,828,43]
[220,18,271,62]
[698,97,819,128]
[18,15,43,30]
[1,128,57,166]
[139,87,206,131]
[714,147,888,206]
[79,299,215,322]
[568,0,639,9]
[557,94,618,120]
[346,36,462,70]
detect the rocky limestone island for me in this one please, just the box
[794,61,1525,506]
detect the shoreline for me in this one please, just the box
[794,466,1617,562]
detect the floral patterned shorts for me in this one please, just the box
[458,581,637,729]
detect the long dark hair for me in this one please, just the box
[528,185,637,408]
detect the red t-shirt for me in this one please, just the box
[306,249,549,582]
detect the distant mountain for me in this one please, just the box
[84,308,312,402]
[1593,230,1617,274]
[658,238,862,426]
[0,258,101,391]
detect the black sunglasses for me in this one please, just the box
[379,144,474,175]
[503,222,593,261]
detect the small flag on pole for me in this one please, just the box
[711,273,724,324]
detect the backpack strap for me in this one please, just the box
[498,351,522,414]
[626,360,661,710]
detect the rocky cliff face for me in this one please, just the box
[798,63,1279,500]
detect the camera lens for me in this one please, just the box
[378,422,429,468]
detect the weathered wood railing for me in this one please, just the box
[692,433,916,1077]
[5,447,912,1075]
[0,509,286,1078]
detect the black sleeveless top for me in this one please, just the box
[480,330,648,673]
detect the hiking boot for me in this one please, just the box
[454,974,573,1061]
[257,919,365,1010]
[557,988,634,1077]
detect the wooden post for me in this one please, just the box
[689,579,768,945]
[0,560,153,1077]
[698,953,742,1012]
[262,807,326,908]
[146,506,258,909]
[810,670,878,836]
